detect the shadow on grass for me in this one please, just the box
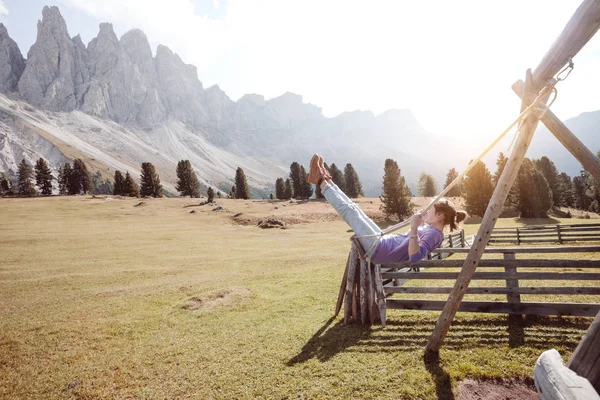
[288,314,590,366]
[286,317,374,366]
[424,350,455,400]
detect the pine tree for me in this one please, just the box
[34,158,53,195]
[230,185,236,199]
[72,159,92,194]
[217,191,221,199]
[58,163,71,195]
[344,163,363,198]
[444,168,461,197]
[418,172,437,197]
[235,167,250,199]
[379,158,413,221]
[113,171,125,196]
[289,162,303,199]
[492,152,517,206]
[464,160,494,217]
[515,158,552,217]
[176,160,200,198]
[298,165,313,199]
[17,159,36,196]
[534,156,560,206]
[140,162,163,198]
[284,179,293,200]
[124,171,140,197]
[0,172,11,195]
[558,172,574,207]
[207,186,215,203]
[275,177,285,200]
[329,163,345,193]
[269,193,273,200]
[493,152,508,185]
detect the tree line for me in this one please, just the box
[3,153,600,219]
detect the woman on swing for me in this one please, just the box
[306,154,468,264]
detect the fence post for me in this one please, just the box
[516,228,521,245]
[556,224,563,244]
[460,230,465,247]
[504,252,521,314]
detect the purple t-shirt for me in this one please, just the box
[371,225,444,264]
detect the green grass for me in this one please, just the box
[0,197,598,399]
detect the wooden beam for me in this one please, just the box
[380,271,600,281]
[384,259,600,269]
[532,0,600,86]
[513,79,600,183]
[433,245,600,254]
[568,310,600,392]
[384,287,600,295]
[426,70,551,354]
[387,299,600,317]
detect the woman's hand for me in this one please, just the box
[410,211,424,231]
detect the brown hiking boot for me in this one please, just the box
[306,154,322,184]
[318,155,332,180]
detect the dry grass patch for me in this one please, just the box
[180,287,252,313]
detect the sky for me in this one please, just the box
[1,0,600,140]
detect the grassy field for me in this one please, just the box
[0,196,598,399]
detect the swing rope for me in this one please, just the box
[358,60,575,259]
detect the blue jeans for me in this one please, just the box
[322,182,382,254]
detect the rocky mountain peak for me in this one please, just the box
[18,5,78,111]
[0,23,25,92]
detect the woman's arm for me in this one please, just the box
[408,212,423,257]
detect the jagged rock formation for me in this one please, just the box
[18,6,79,111]
[0,24,25,92]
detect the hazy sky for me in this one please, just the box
[2,0,600,139]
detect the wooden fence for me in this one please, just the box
[337,243,600,327]
[489,223,600,245]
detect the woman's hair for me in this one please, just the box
[433,199,468,232]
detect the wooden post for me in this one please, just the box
[567,310,600,392]
[373,263,387,327]
[460,230,465,247]
[359,258,367,324]
[557,224,563,244]
[335,253,351,317]
[504,252,521,309]
[516,228,521,245]
[512,80,600,183]
[344,246,359,324]
[425,69,550,354]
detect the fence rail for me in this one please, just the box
[489,223,600,245]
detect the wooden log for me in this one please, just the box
[366,261,375,326]
[504,253,521,314]
[383,259,600,269]
[568,310,600,392]
[344,247,358,324]
[561,233,600,237]
[359,258,367,325]
[383,286,600,295]
[432,246,600,254]
[531,0,600,85]
[334,252,351,317]
[535,349,600,400]
[373,263,387,327]
[381,271,600,280]
[387,299,600,317]
[513,79,600,183]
